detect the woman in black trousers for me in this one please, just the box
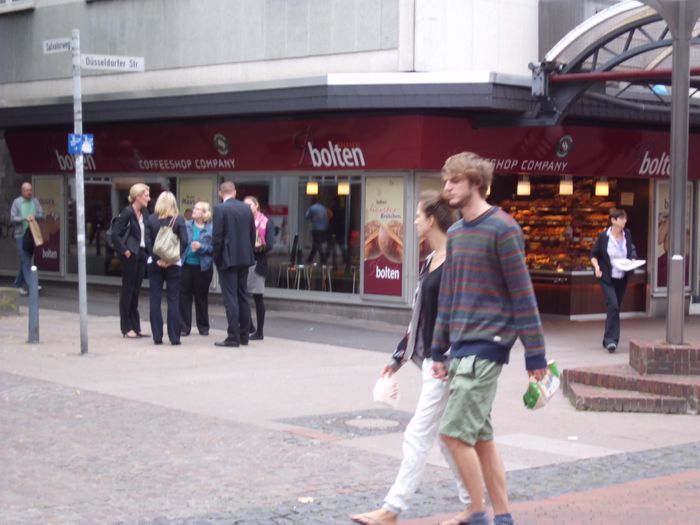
[180,201,214,336]
[113,183,151,338]
[590,208,638,353]
[244,196,276,340]
[145,191,188,346]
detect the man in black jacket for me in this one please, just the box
[212,181,256,347]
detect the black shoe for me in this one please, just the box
[171,341,181,346]
[249,333,264,341]
[240,339,249,346]
[215,339,239,348]
[154,340,163,345]
[248,325,256,334]
[606,343,617,353]
[181,330,190,336]
[199,330,209,336]
[136,332,150,338]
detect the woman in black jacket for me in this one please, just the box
[244,196,276,340]
[145,191,188,346]
[113,183,151,338]
[590,208,638,353]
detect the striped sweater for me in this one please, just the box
[431,206,547,371]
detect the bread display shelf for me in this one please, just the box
[502,194,613,273]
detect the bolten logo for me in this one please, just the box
[213,133,230,156]
[556,135,574,158]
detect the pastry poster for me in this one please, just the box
[33,177,62,272]
[364,177,404,296]
[654,181,693,289]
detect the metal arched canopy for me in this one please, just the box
[497,0,700,127]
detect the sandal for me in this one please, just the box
[349,509,398,525]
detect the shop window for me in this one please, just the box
[67,176,177,277]
[490,175,647,272]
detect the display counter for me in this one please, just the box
[531,270,647,316]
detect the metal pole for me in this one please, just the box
[27,265,39,343]
[665,3,694,345]
[72,29,88,354]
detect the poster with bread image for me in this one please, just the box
[364,177,404,296]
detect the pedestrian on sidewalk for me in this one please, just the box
[180,201,214,337]
[431,152,548,525]
[351,191,469,525]
[244,196,275,341]
[10,182,44,296]
[212,181,256,348]
[590,208,638,353]
[145,191,188,346]
[113,183,150,338]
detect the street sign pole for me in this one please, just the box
[71,28,89,354]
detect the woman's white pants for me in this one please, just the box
[383,358,470,514]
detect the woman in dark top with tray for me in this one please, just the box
[590,208,638,353]
[351,191,468,525]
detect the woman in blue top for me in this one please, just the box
[180,201,214,336]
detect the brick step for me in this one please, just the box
[630,340,700,375]
[563,382,691,414]
[563,364,700,413]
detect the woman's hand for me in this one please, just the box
[156,259,169,268]
[431,361,448,381]
[594,267,602,278]
[124,250,132,259]
[381,364,395,377]
[191,241,201,252]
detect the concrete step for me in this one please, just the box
[563,382,690,414]
[563,364,700,414]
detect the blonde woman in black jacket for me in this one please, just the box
[145,191,188,346]
[113,183,151,338]
[590,208,638,353]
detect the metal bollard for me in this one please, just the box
[28,265,39,343]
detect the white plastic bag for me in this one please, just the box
[373,373,400,409]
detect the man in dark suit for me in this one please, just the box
[212,181,256,347]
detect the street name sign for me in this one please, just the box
[43,38,71,54]
[81,53,145,72]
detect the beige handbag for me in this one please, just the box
[152,216,181,264]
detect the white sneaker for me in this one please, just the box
[38,285,42,292]
[17,287,28,296]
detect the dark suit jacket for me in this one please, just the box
[144,214,188,263]
[113,205,149,256]
[212,198,256,270]
[590,228,638,283]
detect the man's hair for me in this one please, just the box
[219,181,236,194]
[419,190,456,233]
[442,152,494,197]
[154,191,179,218]
[609,208,627,221]
[127,183,149,203]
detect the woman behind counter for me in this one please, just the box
[113,183,151,339]
[590,208,638,353]
[180,201,214,337]
[244,196,275,341]
[145,191,188,346]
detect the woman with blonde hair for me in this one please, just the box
[180,201,214,336]
[244,196,275,340]
[113,183,151,338]
[145,191,188,345]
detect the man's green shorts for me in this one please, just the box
[440,355,503,445]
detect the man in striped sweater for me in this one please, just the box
[431,152,548,525]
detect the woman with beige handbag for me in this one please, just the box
[145,191,188,346]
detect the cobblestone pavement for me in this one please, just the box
[2,370,699,525]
